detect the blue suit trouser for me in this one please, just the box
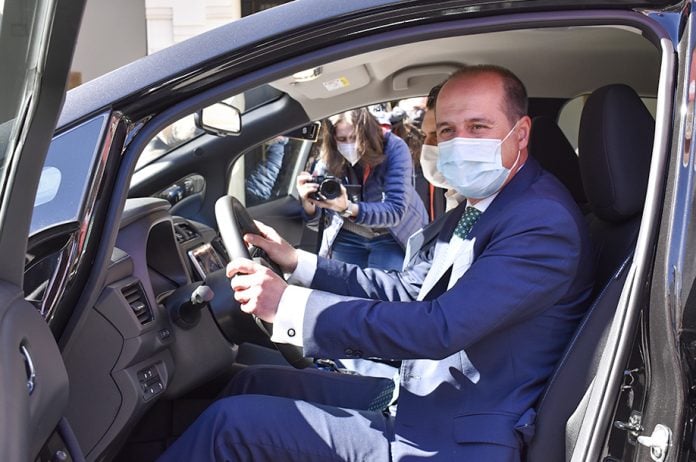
[157,366,394,461]
[157,365,522,461]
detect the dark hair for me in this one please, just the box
[320,108,385,176]
[391,120,424,164]
[444,64,528,125]
[426,83,443,111]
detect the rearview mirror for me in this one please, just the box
[195,102,241,136]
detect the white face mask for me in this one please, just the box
[337,142,360,166]
[419,144,450,190]
[437,122,521,199]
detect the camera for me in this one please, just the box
[309,175,343,200]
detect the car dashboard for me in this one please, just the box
[60,198,240,460]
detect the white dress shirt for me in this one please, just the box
[444,189,465,212]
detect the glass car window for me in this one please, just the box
[30,115,108,235]
[229,136,313,207]
[136,85,283,170]
[137,114,202,170]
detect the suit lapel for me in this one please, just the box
[416,205,466,299]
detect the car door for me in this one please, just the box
[0,1,85,461]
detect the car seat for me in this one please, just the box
[528,115,588,210]
[526,84,654,461]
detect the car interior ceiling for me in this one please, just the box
[133,25,659,172]
[49,17,668,462]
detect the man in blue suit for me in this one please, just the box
[159,65,595,461]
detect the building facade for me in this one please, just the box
[70,0,291,87]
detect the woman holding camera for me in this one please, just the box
[297,108,428,270]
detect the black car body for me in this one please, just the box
[5,0,696,461]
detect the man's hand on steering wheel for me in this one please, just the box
[244,221,299,274]
[215,195,314,368]
[227,258,286,323]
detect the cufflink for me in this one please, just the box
[287,328,296,337]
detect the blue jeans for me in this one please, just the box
[331,229,404,270]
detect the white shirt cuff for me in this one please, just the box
[270,285,312,346]
[286,249,318,287]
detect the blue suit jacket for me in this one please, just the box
[302,157,595,460]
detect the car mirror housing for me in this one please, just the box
[195,102,241,136]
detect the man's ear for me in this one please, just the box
[517,116,533,151]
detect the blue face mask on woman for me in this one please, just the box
[437,122,521,199]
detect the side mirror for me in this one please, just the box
[195,102,241,136]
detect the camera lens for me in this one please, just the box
[319,178,341,200]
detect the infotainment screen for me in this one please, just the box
[188,243,226,279]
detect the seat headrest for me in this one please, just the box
[578,84,654,223]
[529,116,587,205]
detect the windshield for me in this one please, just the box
[136,84,283,170]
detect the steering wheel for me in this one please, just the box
[214,195,314,369]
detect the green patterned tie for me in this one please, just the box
[454,206,482,239]
[366,381,396,412]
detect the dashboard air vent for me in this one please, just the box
[121,282,153,325]
[174,222,199,244]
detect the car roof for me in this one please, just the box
[57,0,674,131]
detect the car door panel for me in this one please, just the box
[0,0,87,460]
[0,286,69,460]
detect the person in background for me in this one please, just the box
[396,96,427,128]
[389,107,427,211]
[390,107,424,161]
[420,83,464,218]
[368,103,393,131]
[244,136,288,206]
[297,107,428,271]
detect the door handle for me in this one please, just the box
[20,345,36,395]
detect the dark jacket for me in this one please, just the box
[245,139,286,206]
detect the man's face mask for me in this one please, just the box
[437,121,521,199]
[337,142,360,166]
[419,144,450,190]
